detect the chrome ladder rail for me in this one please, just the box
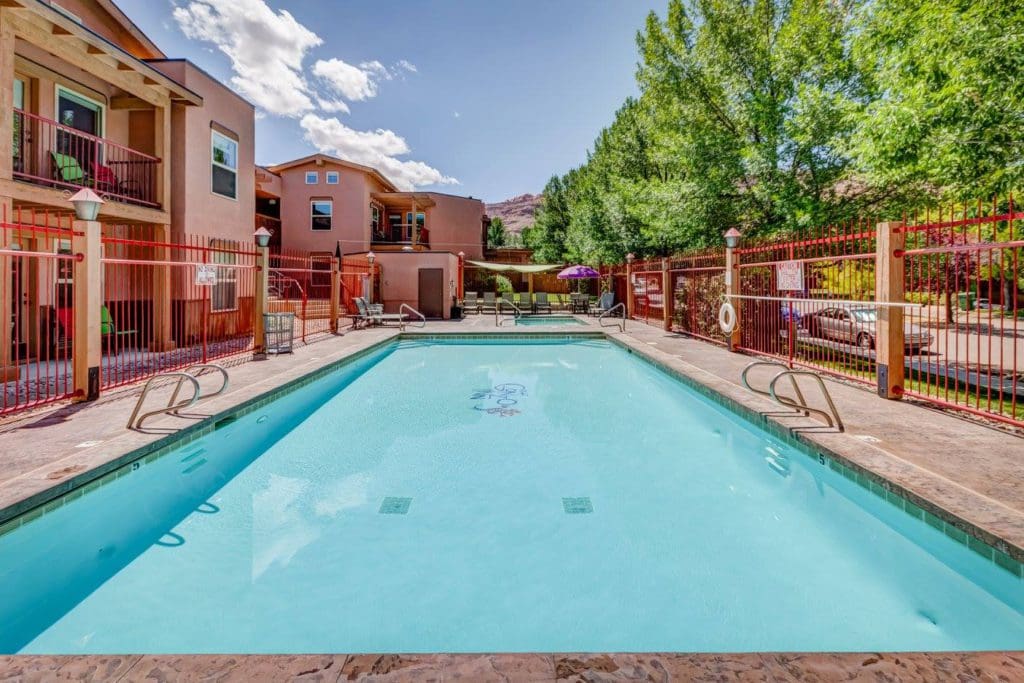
[126,373,201,430]
[399,303,426,329]
[127,364,230,430]
[741,361,844,431]
[598,303,627,332]
[496,298,522,326]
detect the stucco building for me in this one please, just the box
[255,154,486,318]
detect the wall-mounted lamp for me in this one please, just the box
[625,252,635,264]
[367,250,376,266]
[69,188,104,221]
[254,227,272,248]
[723,228,743,249]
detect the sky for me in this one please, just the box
[118,0,664,202]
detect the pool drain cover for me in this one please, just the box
[562,497,593,514]
[379,497,412,514]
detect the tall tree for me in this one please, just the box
[526,175,572,262]
[486,217,508,248]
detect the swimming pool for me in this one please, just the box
[515,315,587,326]
[1,336,1022,654]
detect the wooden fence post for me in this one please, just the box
[72,218,101,401]
[662,257,673,331]
[253,245,268,356]
[625,254,635,319]
[725,244,742,351]
[876,222,905,399]
[329,255,340,334]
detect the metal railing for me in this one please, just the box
[399,303,426,328]
[14,108,160,207]
[496,298,522,326]
[741,361,845,431]
[126,364,229,430]
[598,302,627,332]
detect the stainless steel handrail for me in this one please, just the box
[496,298,522,326]
[598,303,627,332]
[399,303,426,328]
[126,373,201,430]
[167,364,230,413]
[768,371,845,431]
[741,361,809,416]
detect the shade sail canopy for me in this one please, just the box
[557,265,600,279]
[464,260,562,274]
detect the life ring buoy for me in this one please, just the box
[718,301,737,334]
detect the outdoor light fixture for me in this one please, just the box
[458,251,465,259]
[254,227,272,248]
[626,252,635,263]
[723,228,743,249]
[367,250,376,265]
[69,188,104,221]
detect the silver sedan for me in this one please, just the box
[805,306,933,350]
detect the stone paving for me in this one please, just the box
[1,313,1023,680]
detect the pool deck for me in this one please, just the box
[1,314,1023,681]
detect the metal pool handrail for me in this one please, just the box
[127,373,201,430]
[167,364,230,412]
[598,303,626,332]
[741,361,809,416]
[771,371,845,432]
[496,298,522,326]
[399,303,426,328]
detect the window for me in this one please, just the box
[305,171,318,184]
[371,205,382,238]
[211,131,238,199]
[326,171,339,184]
[311,200,333,230]
[210,240,238,312]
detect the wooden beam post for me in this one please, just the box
[725,245,742,351]
[662,257,673,331]
[625,259,635,319]
[875,221,905,399]
[72,218,101,401]
[149,223,174,351]
[329,255,340,334]
[253,245,268,356]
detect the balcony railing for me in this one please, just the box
[372,223,430,248]
[13,108,160,208]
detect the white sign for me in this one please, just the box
[776,260,804,291]
[195,264,218,286]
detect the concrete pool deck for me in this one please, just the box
[1,314,1023,680]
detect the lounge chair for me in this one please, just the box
[354,297,407,329]
[480,292,497,314]
[590,292,615,316]
[463,292,480,313]
[51,151,87,186]
[533,292,552,314]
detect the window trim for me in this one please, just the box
[311,199,333,231]
[325,171,339,184]
[55,84,106,139]
[305,171,319,185]
[210,130,239,201]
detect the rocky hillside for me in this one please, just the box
[485,194,540,235]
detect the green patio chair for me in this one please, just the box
[50,151,87,184]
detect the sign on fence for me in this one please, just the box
[195,264,218,286]
[776,260,804,291]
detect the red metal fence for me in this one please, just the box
[1,211,78,414]
[620,199,1022,429]
[268,249,334,344]
[100,230,258,389]
[339,255,379,316]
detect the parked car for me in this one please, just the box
[976,298,1000,310]
[805,305,933,350]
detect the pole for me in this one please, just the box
[876,222,906,398]
[253,244,268,356]
[725,244,741,351]
[72,218,101,401]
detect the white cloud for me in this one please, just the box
[316,97,351,114]
[313,58,380,101]
[300,114,458,190]
[396,59,418,74]
[173,0,321,117]
[453,111,461,119]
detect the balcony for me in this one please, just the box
[372,223,430,249]
[13,109,160,208]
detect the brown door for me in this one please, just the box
[418,268,444,319]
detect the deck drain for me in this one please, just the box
[379,497,412,514]
[562,497,593,514]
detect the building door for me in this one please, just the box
[418,268,444,319]
[56,87,104,172]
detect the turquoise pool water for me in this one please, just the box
[515,315,587,326]
[2,337,1023,654]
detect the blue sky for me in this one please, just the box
[119,0,663,201]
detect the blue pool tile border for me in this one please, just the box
[1,330,1021,584]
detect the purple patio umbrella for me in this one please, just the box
[556,265,600,279]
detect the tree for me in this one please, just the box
[525,175,572,262]
[848,0,1024,200]
[487,217,508,249]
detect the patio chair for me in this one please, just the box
[354,297,407,328]
[590,292,615,316]
[92,161,141,199]
[480,292,497,314]
[50,151,87,186]
[463,292,480,314]
[533,292,552,314]
[101,305,138,348]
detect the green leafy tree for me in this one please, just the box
[487,217,508,248]
[526,175,572,262]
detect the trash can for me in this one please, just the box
[957,292,976,311]
[264,312,295,354]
